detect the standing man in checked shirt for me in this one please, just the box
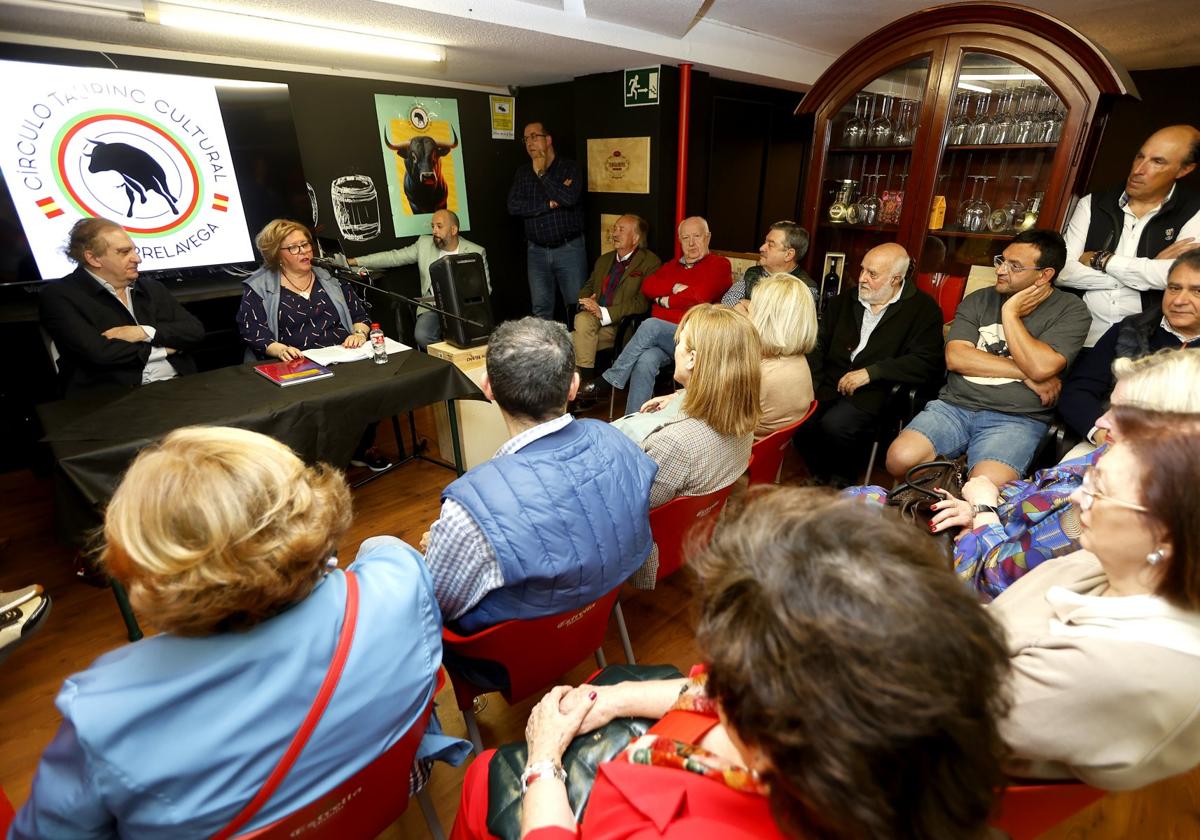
[508,121,587,321]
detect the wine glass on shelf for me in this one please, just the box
[966,93,994,145]
[847,170,871,225]
[990,175,1031,232]
[842,93,871,148]
[1037,89,1063,143]
[958,175,992,232]
[1013,86,1038,144]
[867,95,895,147]
[988,89,1016,145]
[892,99,918,146]
[947,93,971,145]
[859,174,885,224]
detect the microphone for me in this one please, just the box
[310,256,485,329]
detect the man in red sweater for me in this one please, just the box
[578,216,731,411]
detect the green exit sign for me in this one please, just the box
[624,67,660,107]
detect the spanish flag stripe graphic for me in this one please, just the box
[36,197,63,219]
[212,193,229,213]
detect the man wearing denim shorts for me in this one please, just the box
[886,229,1091,486]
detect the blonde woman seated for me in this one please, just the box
[12,427,468,838]
[748,273,818,439]
[614,305,759,585]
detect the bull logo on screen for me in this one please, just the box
[56,113,200,235]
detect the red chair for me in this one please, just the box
[232,698,444,839]
[990,781,1105,840]
[0,785,14,838]
[441,586,633,753]
[915,272,968,323]
[649,485,734,582]
[747,400,819,486]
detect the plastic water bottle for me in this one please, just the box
[369,323,388,364]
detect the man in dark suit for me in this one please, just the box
[572,213,660,384]
[796,242,945,485]
[39,217,205,397]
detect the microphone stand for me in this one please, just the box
[314,260,485,329]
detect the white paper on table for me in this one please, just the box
[303,337,410,365]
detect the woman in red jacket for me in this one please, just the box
[452,488,1012,839]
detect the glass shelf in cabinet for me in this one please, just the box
[818,221,902,232]
[943,142,1057,152]
[936,229,1017,240]
[829,145,914,154]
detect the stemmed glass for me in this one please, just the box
[1037,89,1063,143]
[867,95,895,147]
[842,93,871,148]
[858,174,885,224]
[947,93,971,145]
[892,99,918,146]
[990,175,1031,232]
[1013,87,1038,144]
[988,89,1016,144]
[966,93,994,145]
[959,175,992,232]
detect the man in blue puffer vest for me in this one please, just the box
[421,316,658,635]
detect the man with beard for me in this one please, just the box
[350,208,490,350]
[796,242,944,484]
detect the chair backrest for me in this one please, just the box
[747,400,818,486]
[915,272,967,323]
[441,586,623,711]
[990,781,1104,840]
[232,699,434,839]
[649,485,734,581]
[0,785,14,838]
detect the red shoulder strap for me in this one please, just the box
[212,569,360,840]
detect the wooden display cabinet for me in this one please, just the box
[796,3,1136,301]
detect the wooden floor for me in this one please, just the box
[1,405,1196,838]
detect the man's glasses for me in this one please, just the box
[283,241,313,255]
[523,133,549,142]
[1077,467,1148,513]
[993,255,1041,274]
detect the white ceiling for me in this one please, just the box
[0,0,1196,95]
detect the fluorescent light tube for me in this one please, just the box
[150,4,446,62]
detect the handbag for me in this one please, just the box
[886,455,968,552]
[485,663,684,840]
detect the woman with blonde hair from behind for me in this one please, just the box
[12,426,467,838]
[748,272,818,439]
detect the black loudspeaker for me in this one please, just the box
[430,253,494,348]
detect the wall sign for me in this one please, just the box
[623,67,660,108]
[0,59,254,278]
[586,137,650,194]
[489,95,514,140]
[375,94,471,236]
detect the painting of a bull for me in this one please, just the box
[382,127,459,214]
[84,140,180,219]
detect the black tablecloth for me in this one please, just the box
[38,351,484,545]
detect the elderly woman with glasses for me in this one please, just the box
[238,219,373,363]
[989,400,1200,789]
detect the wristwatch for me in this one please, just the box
[972,503,999,516]
[521,760,567,795]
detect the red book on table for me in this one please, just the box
[253,358,334,387]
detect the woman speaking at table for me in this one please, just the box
[238,219,390,470]
[237,219,373,363]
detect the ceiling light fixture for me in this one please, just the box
[959,73,1041,81]
[956,81,992,93]
[145,3,446,62]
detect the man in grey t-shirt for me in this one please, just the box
[886,229,1091,486]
